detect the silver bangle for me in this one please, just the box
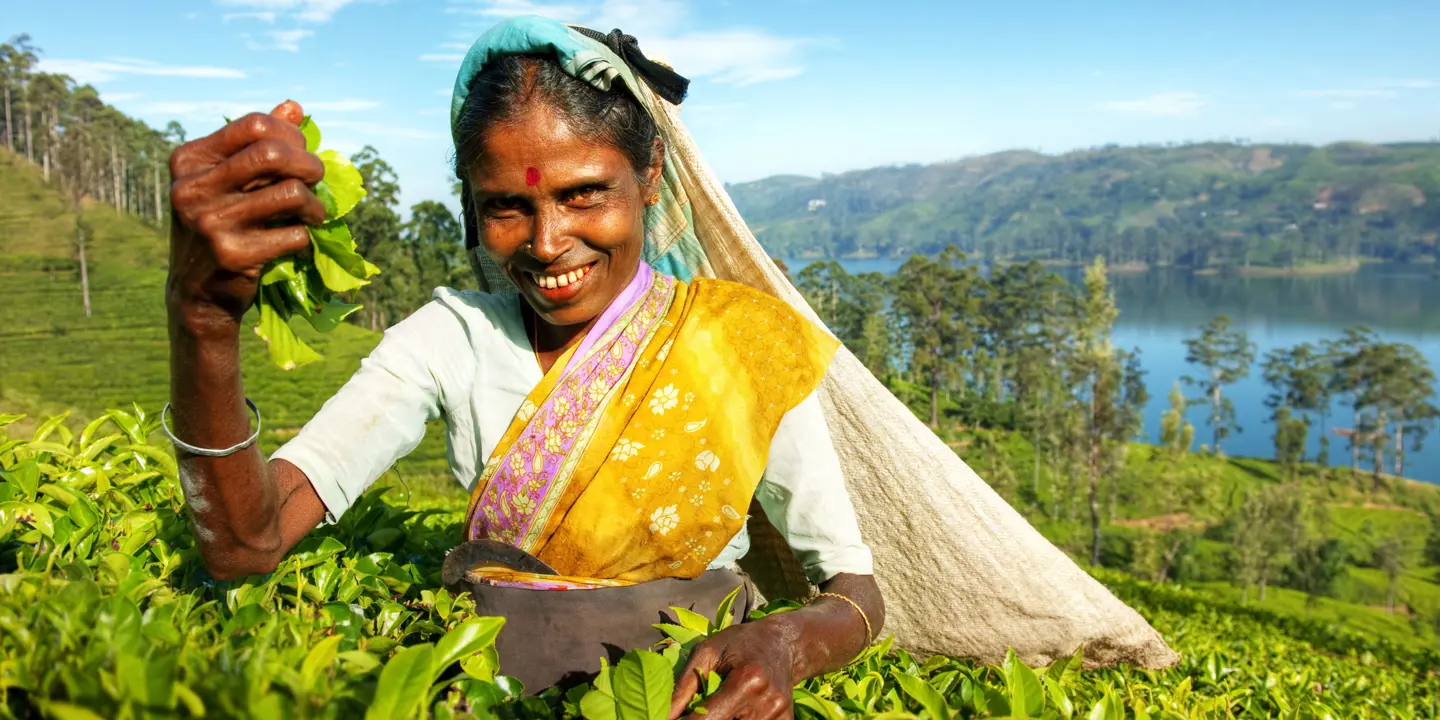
[161,398,262,457]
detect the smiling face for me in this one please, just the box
[468,103,662,331]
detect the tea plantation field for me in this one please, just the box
[3,409,1439,719]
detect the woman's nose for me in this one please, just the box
[529,207,574,263]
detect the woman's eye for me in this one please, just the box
[565,185,607,206]
[483,197,526,218]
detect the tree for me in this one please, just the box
[1183,314,1256,453]
[1373,536,1407,613]
[1286,538,1349,605]
[346,146,404,329]
[1328,327,1381,478]
[1232,485,1300,602]
[1065,257,1133,567]
[1272,406,1309,482]
[1262,342,1333,464]
[891,247,977,429]
[1332,334,1438,485]
[1158,381,1195,458]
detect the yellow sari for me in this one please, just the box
[461,265,838,588]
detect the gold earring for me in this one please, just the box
[646,193,660,206]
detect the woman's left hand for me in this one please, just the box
[668,618,798,720]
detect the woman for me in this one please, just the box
[165,14,883,718]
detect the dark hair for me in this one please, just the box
[453,54,659,180]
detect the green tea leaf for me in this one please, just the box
[894,672,950,720]
[310,221,379,293]
[1087,692,1123,720]
[611,651,674,720]
[254,292,322,370]
[433,617,506,670]
[670,607,713,635]
[581,689,619,720]
[793,687,847,720]
[1002,648,1044,718]
[653,623,705,646]
[299,115,320,153]
[713,584,742,630]
[1044,675,1074,719]
[366,644,436,720]
[317,149,365,221]
[299,634,343,692]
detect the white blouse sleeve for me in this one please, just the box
[754,390,874,585]
[270,300,474,522]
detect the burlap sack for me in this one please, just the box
[645,97,1179,670]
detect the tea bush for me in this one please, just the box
[1,409,1438,719]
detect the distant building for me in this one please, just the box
[807,198,827,212]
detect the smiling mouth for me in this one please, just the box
[528,261,597,292]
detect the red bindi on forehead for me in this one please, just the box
[525,167,541,186]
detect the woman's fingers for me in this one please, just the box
[204,225,312,277]
[171,112,309,181]
[679,664,786,720]
[270,99,304,126]
[670,643,722,720]
[226,178,329,228]
[217,138,326,192]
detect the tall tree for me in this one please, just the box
[1067,257,1127,566]
[1262,342,1333,464]
[891,246,976,429]
[1183,314,1256,453]
[346,146,404,329]
[1328,326,1381,477]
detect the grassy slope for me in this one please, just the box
[0,149,459,497]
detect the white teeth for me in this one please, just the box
[534,264,591,290]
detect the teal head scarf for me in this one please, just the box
[450,15,710,292]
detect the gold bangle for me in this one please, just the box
[811,591,873,646]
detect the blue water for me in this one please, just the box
[786,259,1440,483]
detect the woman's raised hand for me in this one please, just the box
[166,100,327,332]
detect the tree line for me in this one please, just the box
[791,252,1439,568]
[731,142,1440,269]
[1,33,471,329]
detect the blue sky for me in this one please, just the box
[8,0,1440,213]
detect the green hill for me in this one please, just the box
[728,141,1440,268]
[0,148,457,495]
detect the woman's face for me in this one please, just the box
[467,103,660,329]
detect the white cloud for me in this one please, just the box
[37,58,247,83]
[216,0,358,23]
[439,42,471,50]
[447,0,590,20]
[323,120,447,139]
[224,11,278,22]
[246,29,316,52]
[1378,78,1438,90]
[439,0,815,86]
[1099,92,1205,117]
[305,99,381,111]
[420,53,466,63]
[102,92,143,103]
[1298,88,1398,99]
[141,100,262,119]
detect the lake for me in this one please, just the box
[786,259,1440,484]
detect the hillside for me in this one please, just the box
[0,148,457,493]
[728,141,1440,268]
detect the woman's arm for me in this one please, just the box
[167,101,330,579]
